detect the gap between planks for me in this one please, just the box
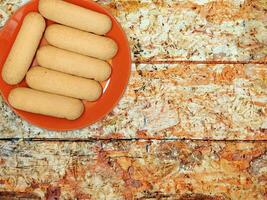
[135,60,267,65]
[0,137,266,143]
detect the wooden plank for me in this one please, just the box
[1,0,267,63]
[0,140,266,199]
[0,1,266,140]
[0,63,266,140]
[98,0,267,63]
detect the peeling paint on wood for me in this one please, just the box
[0,1,267,199]
[0,140,266,199]
[99,0,267,63]
[0,1,266,140]
[0,63,266,140]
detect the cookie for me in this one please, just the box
[37,45,111,81]
[2,12,46,85]
[45,24,118,60]
[8,87,84,120]
[26,67,102,101]
[39,0,112,35]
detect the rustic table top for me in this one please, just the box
[0,0,266,199]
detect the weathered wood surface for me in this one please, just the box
[0,1,267,199]
[99,0,267,63]
[0,140,266,199]
[0,0,266,140]
[0,63,266,140]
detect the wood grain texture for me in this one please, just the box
[97,0,267,63]
[0,1,266,140]
[0,1,266,199]
[0,140,266,199]
[0,63,266,140]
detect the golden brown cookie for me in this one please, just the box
[39,0,112,35]
[37,45,111,81]
[45,24,118,60]
[26,67,102,101]
[8,87,84,120]
[2,12,46,85]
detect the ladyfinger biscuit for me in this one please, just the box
[8,87,84,120]
[39,0,112,35]
[37,45,111,81]
[45,24,118,60]
[2,12,46,85]
[26,67,102,101]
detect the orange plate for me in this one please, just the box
[0,0,131,131]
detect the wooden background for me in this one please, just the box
[0,0,266,199]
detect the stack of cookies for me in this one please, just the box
[2,0,118,120]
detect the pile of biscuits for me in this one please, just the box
[2,0,118,120]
